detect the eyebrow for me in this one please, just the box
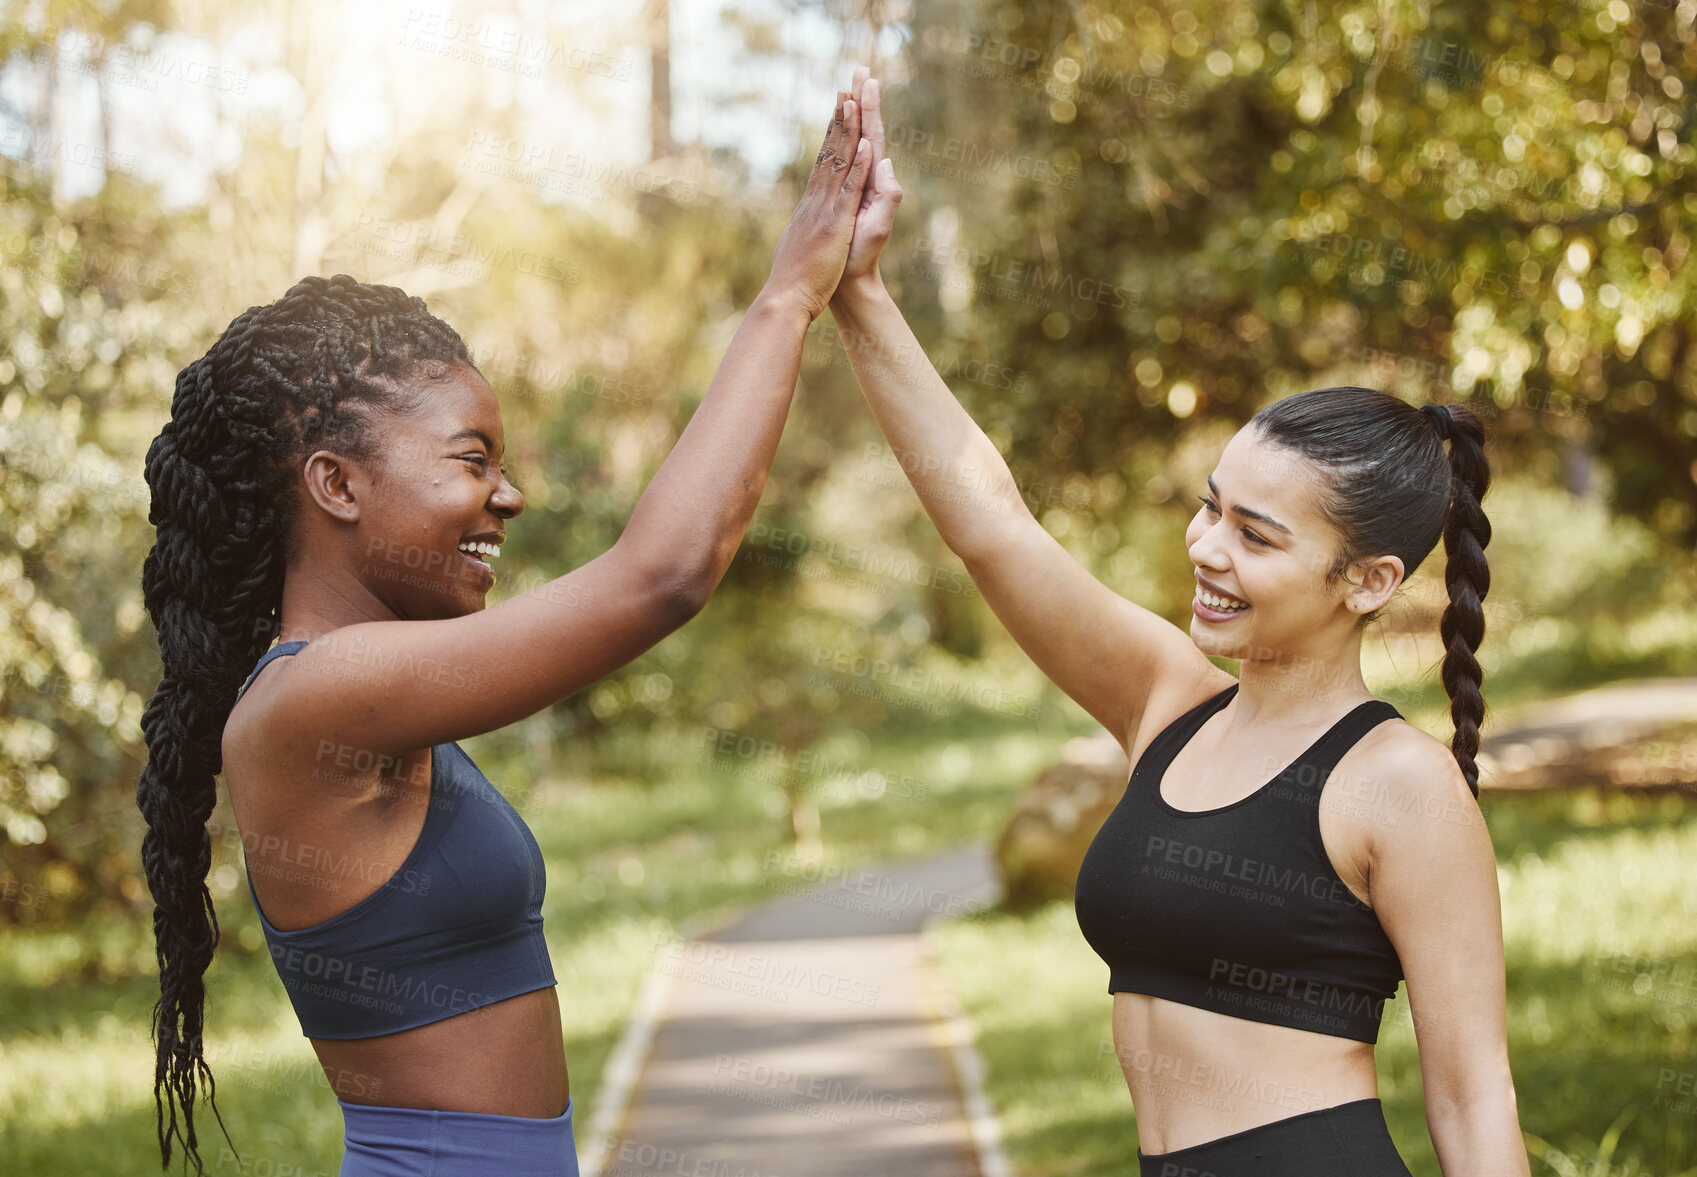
[1206,474,1294,537]
[446,428,500,453]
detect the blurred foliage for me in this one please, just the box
[2,0,1696,931]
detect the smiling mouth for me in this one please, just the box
[457,540,500,581]
[1195,585,1250,615]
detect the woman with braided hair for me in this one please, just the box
[135,86,878,1176]
[825,73,1529,1174]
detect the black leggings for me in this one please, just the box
[1137,1098,1413,1177]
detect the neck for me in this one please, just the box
[1229,630,1374,726]
[272,557,400,645]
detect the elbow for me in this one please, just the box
[633,557,717,630]
[661,572,714,625]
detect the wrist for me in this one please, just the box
[751,284,821,331]
[830,273,890,316]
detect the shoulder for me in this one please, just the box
[1125,664,1238,762]
[1336,716,1488,850]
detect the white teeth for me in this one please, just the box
[1197,587,1248,611]
[458,542,500,559]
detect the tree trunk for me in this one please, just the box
[648,0,673,162]
[290,0,330,278]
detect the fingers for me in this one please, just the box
[862,78,885,169]
[841,136,873,204]
[813,95,861,189]
[859,157,903,245]
[813,90,847,174]
[849,65,869,106]
[878,158,902,206]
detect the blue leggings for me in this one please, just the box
[1137,1098,1412,1177]
[337,1098,579,1177]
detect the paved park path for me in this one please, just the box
[579,847,1008,1177]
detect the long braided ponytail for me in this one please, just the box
[1251,387,1494,796]
[1429,403,1492,796]
[137,274,475,1173]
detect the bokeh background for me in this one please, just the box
[2,0,1695,1174]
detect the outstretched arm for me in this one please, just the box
[247,84,876,757]
[827,75,1222,747]
[617,89,876,610]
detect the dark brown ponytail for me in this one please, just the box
[1429,403,1492,795]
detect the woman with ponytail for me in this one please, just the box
[826,73,1528,1174]
[136,84,878,1176]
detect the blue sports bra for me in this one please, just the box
[1074,681,1405,1043]
[232,640,556,1039]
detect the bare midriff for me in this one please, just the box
[1110,991,1378,1154]
[311,986,570,1118]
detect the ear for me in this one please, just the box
[1345,553,1405,614]
[300,450,366,524]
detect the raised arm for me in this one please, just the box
[244,85,876,758]
[827,76,1220,747]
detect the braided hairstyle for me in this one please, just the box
[137,274,476,1172]
[1249,386,1493,795]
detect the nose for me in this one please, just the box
[491,472,524,519]
[1188,514,1231,572]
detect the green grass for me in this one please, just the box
[0,717,1063,1176]
[928,787,1697,1177]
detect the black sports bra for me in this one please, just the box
[1074,681,1406,1043]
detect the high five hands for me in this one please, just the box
[764,67,903,322]
[836,67,903,304]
